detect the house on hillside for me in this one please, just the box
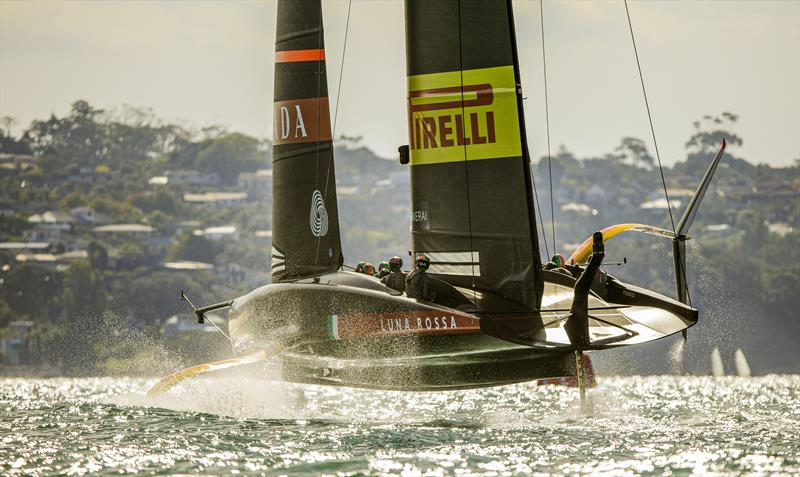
[194,225,239,241]
[0,321,35,365]
[68,165,109,183]
[24,212,74,240]
[93,224,154,237]
[183,192,248,207]
[238,169,272,191]
[584,185,607,206]
[253,230,272,244]
[160,314,217,337]
[174,169,219,186]
[70,206,111,225]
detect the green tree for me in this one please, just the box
[615,137,654,168]
[87,241,109,270]
[59,261,109,373]
[685,112,743,154]
[169,234,220,263]
[194,133,263,184]
[62,260,107,319]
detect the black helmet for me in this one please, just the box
[389,255,403,271]
[416,253,430,270]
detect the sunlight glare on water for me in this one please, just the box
[1,375,798,475]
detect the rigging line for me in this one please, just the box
[530,166,550,259]
[624,0,690,307]
[311,1,327,276]
[539,0,556,255]
[456,0,478,306]
[206,315,231,343]
[314,0,355,270]
[314,0,352,275]
[331,0,352,137]
[624,0,676,234]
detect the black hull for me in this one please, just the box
[227,270,695,391]
[228,271,572,390]
[277,345,572,391]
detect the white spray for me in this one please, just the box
[734,348,752,377]
[711,347,724,377]
[668,338,685,374]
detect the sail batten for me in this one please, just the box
[405,0,543,311]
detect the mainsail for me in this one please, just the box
[271,0,343,281]
[404,0,543,311]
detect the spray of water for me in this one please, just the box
[711,347,725,377]
[668,338,685,374]
[735,348,752,377]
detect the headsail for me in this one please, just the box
[404,0,543,311]
[271,0,343,281]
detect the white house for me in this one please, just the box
[183,192,248,207]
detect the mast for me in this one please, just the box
[271,0,343,281]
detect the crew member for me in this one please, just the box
[377,261,390,279]
[362,262,376,276]
[545,253,572,277]
[381,256,406,293]
[406,253,431,301]
[354,261,365,273]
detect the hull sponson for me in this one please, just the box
[404,0,543,311]
[272,0,343,280]
[228,271,571,390]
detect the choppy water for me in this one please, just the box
[1,375,798,476]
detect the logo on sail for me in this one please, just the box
[273,97,332,146]
[407,65,521,165]
[309,189,328,237]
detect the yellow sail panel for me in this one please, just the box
[407,66,521,165]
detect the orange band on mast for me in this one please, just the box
[275,49,326,63]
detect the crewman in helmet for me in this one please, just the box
[354,261,366,273]
[406,253,431,301]
[545,253,572,276]
[377,261,391,279]
[381,256,406,293]
[361,262,376,276]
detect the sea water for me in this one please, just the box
[1,375,798,476]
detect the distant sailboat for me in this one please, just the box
[711,347,725,377]
[735,348,752,377]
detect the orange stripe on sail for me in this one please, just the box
[275,49,326,63]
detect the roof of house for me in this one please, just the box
[640,198,682,210]
[199,225,237,235]
[93,224,155,233]
[163,261,214,270]
[28,211,75,224]
[0,242,50,250]
[183,192,248,202]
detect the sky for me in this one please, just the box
[1,0,798,166]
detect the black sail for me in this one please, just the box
[271,0,343,281]
[405,0,543,311]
